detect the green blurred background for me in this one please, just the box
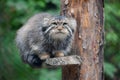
[0,0,120,80]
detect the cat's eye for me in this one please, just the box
[52,22,57,25]
[63,23,68,25]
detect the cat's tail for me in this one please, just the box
[23,54,45,68]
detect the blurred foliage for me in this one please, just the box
[0,0,120,80]
[104,0,120,80]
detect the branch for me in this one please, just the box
[45,55,82,67]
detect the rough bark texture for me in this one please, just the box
[61,0,104,80]
[45,55,82,66]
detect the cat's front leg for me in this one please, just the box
[31,45,50,60]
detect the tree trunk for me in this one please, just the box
[61,0,104,80]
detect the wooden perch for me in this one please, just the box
[44,55,82,66]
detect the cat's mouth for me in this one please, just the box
[50,31,68,40]
[56,32,65,34]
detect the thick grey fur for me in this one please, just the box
[15,13,76,67]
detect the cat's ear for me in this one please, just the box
[43,18,49,26]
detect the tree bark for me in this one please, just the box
[45,55,81,66]
[61,0,104,80]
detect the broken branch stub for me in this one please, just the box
[45,55,82,66]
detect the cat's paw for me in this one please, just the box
[38,53,50,60]
[54,51,64,57]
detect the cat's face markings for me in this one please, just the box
[42,27,48,32]
[42,16,76,40]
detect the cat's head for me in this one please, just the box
[42,16,77,40]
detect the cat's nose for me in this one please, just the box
[57,26,63,31]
